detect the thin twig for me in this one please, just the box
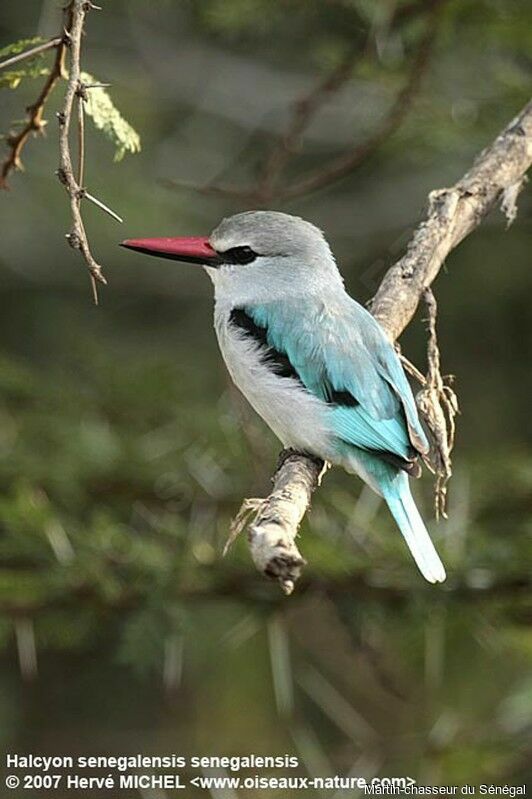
[416,289,459,518]
[1,23,71,188]
[0,36,62,71]
[399,352,426,386]
[57,0,107,299]
[165,1,443,205]
[83,190,123,223]
[257,46,360,201]
[77,93,85,186]
[160,176,258,203]
[276,2,441,200]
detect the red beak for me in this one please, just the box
[120,236,222,267]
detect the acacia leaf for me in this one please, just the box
[0,36,45,59]
[80,71,141,161]
[0,64,50,90]
[0,37,50,90]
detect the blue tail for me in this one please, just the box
[383,472,446,583]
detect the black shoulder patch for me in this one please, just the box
[229,308,302,382]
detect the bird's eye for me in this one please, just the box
[221,246,258,265]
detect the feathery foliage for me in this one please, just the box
[0,36,45,59]
[0,37,50,90]
[81,71,141,161]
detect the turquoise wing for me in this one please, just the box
[242,297,428,465]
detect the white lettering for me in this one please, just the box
[119,775,185,790]
[67,776,114,789]
[6,755,73,771]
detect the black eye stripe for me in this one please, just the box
[218,246,258,265]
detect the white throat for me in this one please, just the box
[205,251,344,308]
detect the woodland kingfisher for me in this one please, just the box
[122,211,446,583]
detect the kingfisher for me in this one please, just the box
[121,211,445,583]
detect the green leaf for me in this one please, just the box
[0,65,50,90]
[0,37,50,90]
[80,71,141,161]
[0,36,45,59]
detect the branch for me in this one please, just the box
[225,451,326,595]
[256,46,360,201]
[2,1,117,298]
[232,97,532,593]
[57,0,107,300]
[370,100,532,339]
[0,36,62,72]
[160,176,258,203]
[276,4,440,201]
[0,30,70,188]
[164,1,442,205]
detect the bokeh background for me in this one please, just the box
[0,1,531,796]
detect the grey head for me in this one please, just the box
[208,211,342,304]
[210,211,328,260]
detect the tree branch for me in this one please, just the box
[164,1,442,205]
[57,0,107,300]
[370,100,532,339]
[225,451,326,595]
[0,36,62,72]
[0,28,70,188]
[276,3,440,201]
[232,97,532,593]
[256,46,360,202]
[2,0,117,299]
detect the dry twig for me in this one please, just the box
[165,1,442,204]
[2,1,117,298]
[275,4,441,201]
[256,46,361,202]
[0,27,70,188]
[57,0,109,301]
[402,290,459,518]
[232,98,532,592]
[226,452,326,595]
[0,36,62,72]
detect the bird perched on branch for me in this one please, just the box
[122,211,445,583]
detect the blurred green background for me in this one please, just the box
[0,1,531,796]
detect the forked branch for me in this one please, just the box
[164,1,443,205]
[0,27,70,188]
[275,4,441,201]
